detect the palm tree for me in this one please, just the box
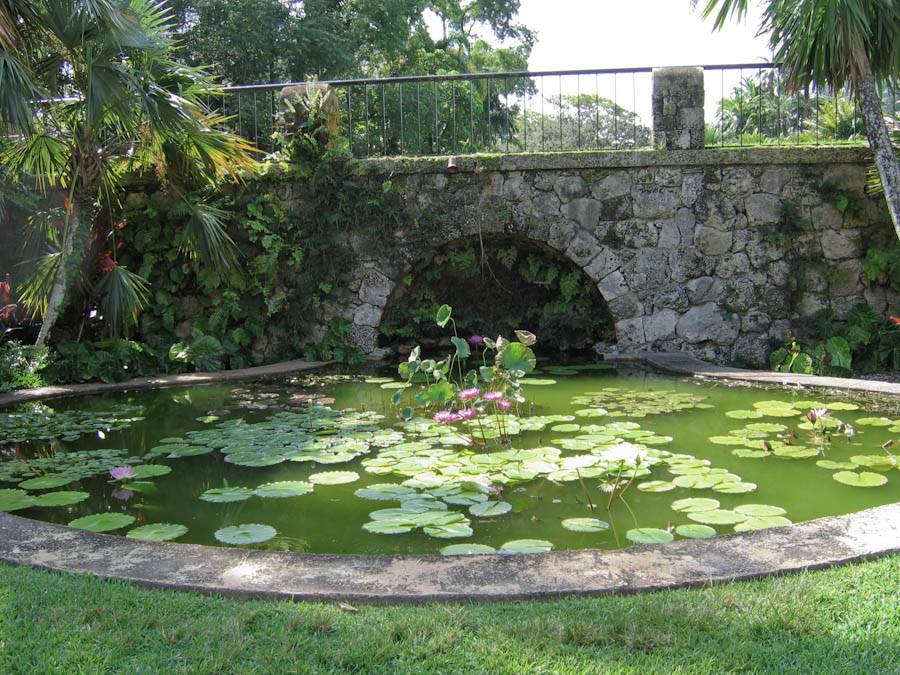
[697,0,899,239]
[1,0,256,346]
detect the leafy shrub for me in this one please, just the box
[770,303,900,376]
[44,339,166,384]
[168,330,226,372]
[0,341,48,392]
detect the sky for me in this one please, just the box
[426,1,774,124]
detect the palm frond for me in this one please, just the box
[170,198,239,272]
[15,251,62,320]
[93,264,151,336]
[1,134,70,192]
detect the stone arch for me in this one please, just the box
[345,227,638,357]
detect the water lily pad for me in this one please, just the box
[380,382,411,390]
[855,417,893,427]
[131,464,171,479]
[199,487,254,503]
[561,517,609,532]
[214,524,276,545]
[469,501,512,517]
[816,460,857,470]
[69,513,136,532]
[309,471,360,485]
[725,410,764,419]
[18,474,72,490]
[440,543,496,555]
[363,519,415,534]
[254,481,314,498]
[364,377,395,384]
[636,480,676,492]
[744,423,787,433]
[849,455,898,470]
[354,483,417,500]
[734,515,792,531]
[500,539,553,553]
[31,491,89,507]
[823,401,859,411]
[671,497,720,513]
[164,445,213,458]
[550,423,580,432]
[687,509,747,525]
[772,446,820,459]
[126,523,188,542]
[708,436,746,446]
[672,474,717,489]
[424,522,473,538]
[735,504,786,517]
[675,524,716,539]
[0,489,35,512]
[625,528,674,544]
[732,448,768,459]
[520,378,557,386]
[712,481,757,494]
[832,471,888,487]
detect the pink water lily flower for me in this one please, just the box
[457,408,478,420]
[497,400,512,411]
[806,407,830,424]
[468,335,485,346]
[458,387,480,401]
[482,391,504,402]
[109,465,135,481]
[433,410,458,424]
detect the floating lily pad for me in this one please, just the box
[849,455,898,470]
[672,475,717,489]
[823,402,859,411]
[520,379,557,386]
[773,446,820,459]
[734,515,792,531]
[364,377,395,384]
[0,489,35,512]
[725,410,764,419]
[855,417,893,427]
[424,522,473,539]
[550,423,580,432]
[31,491,89,507]
[687,509,747,525]
[625,528,673,544]
[735,504,786,517]
[636,480,676,492]
[712,481,757,494]
[816,460,857,470]
[354,483,417,500]
[18,474,72,490]
[69,513,136,532]
[675,524,716,539]
[732,448,769,459]
[832,471,888,487]
[213,524,276,545]
[469,501,512,517]
[380,382,410,390]
[309,471,360,485]
[708,436,746,446]
[440,543,496,555]
[131,464,171,479]
[561,517,609,532]
[163,445,213,458]
[199,487,254,503]
[254,481,314,498]
[745,423,787,433]
[671,497,720,513]
[127,523,188,541]
[500,539,553,553]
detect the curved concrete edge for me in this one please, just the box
[0,359,333,408]
[1,504,898,603]
[606,352,900,399]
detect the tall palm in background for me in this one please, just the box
[697,0,899,239]
[0,0,256,346]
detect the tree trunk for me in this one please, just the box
[34,200,89,347]
[850,42,900,239]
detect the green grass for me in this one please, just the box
[2,557,899,673]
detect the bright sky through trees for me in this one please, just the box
[426,0,772,124]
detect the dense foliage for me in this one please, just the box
[379,236,615,351]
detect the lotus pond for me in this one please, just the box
[1,365,899,554]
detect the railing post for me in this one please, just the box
[651,66,705,150]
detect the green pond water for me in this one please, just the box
[1,365,898,554]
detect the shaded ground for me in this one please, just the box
[1,556,898,673]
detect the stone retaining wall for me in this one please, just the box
[313,146,895,366]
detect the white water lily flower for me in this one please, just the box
[596,442,647,465]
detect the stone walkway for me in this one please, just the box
[0,359,332,408]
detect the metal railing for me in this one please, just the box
[212,64,897,158]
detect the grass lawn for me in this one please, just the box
[1,556,898,673]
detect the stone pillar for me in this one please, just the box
[652,67,705,150]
